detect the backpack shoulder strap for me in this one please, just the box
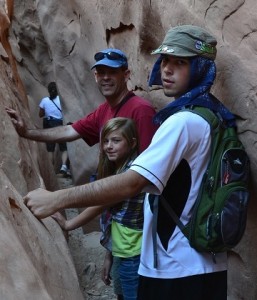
[159,195,185,231]
[184,106,220,132]
[114,92,135,117]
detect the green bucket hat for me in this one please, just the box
[152,25,217,60]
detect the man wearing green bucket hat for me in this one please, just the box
[24,25,235,300]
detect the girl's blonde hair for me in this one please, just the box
[98,117,139,179]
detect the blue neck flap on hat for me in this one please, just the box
[150,56,236,127]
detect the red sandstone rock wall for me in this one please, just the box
[0,0,84,299]
[0,0,256,299]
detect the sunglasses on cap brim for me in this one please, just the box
[94,51,127,62]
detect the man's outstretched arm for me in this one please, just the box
[24,170,149,219]
[5,107,80,142]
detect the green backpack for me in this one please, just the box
[160,106,250,257]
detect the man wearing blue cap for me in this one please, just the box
[71,48,157,152]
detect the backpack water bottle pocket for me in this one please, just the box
[215,186,249,249]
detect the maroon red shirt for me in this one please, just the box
[72,94,158,152]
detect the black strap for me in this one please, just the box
[114,92,135,117]
[49,97,62,112]
[152,194,187,269]
[152,195,159,268]
[160,195,185,233]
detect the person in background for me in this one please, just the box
[53,117,144,300]
[39,82,70,176]
[6,48,157,300]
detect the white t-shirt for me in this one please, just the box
[130,111,227,279]
[39,96,62,119]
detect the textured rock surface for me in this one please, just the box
[0,0,256,299]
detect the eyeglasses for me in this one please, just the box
[94,51,127,62]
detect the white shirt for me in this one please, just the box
[39,96,63,119]
[130,111,227,279]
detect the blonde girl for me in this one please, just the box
[53,117,144,300]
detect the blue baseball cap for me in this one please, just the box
[91,48,128,69]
